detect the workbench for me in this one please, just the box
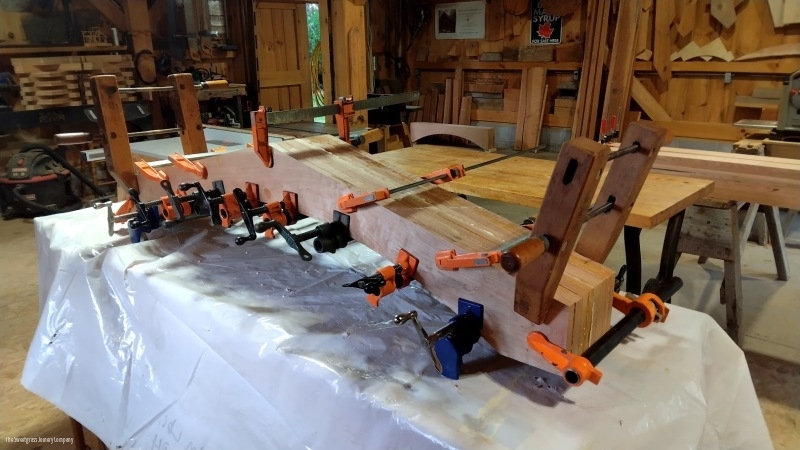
[23,208,771,449]
[373,145,715,294]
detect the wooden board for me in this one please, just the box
[735,43,800,61]
[651,146,800,209]
[652,0,673,81]
[90,75,138,192]
[514,138,610,324]
[372,145,714,230]
[575,121,670,263]
[168,73,207,155]
[443,79,453,124]
[602,0,641,137]
[135,134,615,369]
[521,68,547,150]
[514,69,530,150]
[409,122,495,150]
[452,68,464,125]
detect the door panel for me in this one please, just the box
[254,3,312,111]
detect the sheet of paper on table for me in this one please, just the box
[23,207,772,449]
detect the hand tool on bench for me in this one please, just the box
[393,298,484,380]
[342,249,419,307]
[527,279,679,387]
[338,144,547,213]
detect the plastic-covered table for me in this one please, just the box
[23,207,773,449]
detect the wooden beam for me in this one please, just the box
[514,68,530,150]
[452,68,464,125]
[653,0,673,81]
[650,120,763,141]
[576,121,670,263]
[123,0,156,84]
[652,147,800,209]
[409,122,495,151]
[443,79,453,124]
[514,138,611,324]
[330,0,367,121]
[601,0,640,136]
[318,0,333,112]
[631,77,672,122]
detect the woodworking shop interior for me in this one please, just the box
[2,0,800,449]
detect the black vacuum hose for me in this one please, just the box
[12,185,81,215]
[20,144,108,198]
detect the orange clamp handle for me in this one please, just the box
[612,292,669,328]
[135,160,168,182]
[250,106,273,168]
[201,80,229,90]
[435,249,501,271]
[338,188,391,213]
[422,164,466,185]
[168,153,208,179]
[527,332,602,387]
[160,196,192,220]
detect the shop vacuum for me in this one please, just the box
[0,144,108,219]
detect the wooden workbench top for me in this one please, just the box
[372,145,715,229]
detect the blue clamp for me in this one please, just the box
[433,298,484,380]
[128,206,161,243]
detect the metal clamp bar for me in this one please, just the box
[128,127,182,138]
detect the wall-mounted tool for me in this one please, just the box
[339,144,546,213]
[343,249,418,306]
[527,288,673,387]
[393,298,483,380]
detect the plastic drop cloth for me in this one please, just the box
[23,207,773,450]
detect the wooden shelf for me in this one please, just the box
[633,59,800,76]
[0,45,129,56]
[414,61,582,71]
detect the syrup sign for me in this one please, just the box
[530,0,562,45]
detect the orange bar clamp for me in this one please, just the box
[135,160,168,182]
[251,106,273,168]
[168,153,208,179]
[435,250,502,271]
[337,188,391,213]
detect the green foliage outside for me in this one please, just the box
[307,4,320,59]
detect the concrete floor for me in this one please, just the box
[1,203,798,449]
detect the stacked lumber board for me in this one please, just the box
[11,55,136,110]
[136,135,616,369]
[413,69,547,150]
[649,146,800,210]
[571,0,612,140]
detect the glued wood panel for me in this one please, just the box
[135,135,615,368]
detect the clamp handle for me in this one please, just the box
[527,332,602,386]
[168,153,208,179]
[612,292,669,328]
[421,164,466,184]
[135,160,168,182]
[337,188,391,213]
[435,249,501,271]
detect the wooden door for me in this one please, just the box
[254,3,313,110]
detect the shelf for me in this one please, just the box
[414,61,582,71]
[0,45,129,56]
[633,59,800,76]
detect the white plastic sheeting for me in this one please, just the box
[23,207,773,449]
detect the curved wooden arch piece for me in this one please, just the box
[409,122,495,151]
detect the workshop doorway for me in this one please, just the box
[253,2,313,111]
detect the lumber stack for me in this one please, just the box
[571,0,612,140]
[650,146,800,210]
[11,55,136,110]
[413,69,547,150]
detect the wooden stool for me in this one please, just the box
[677,200,790,345]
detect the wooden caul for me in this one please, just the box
[131,123,671,376]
